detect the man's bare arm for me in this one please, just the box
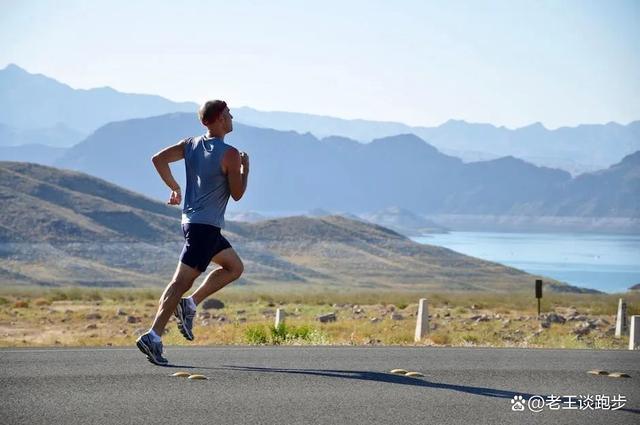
[151,140,185,205]
[223,148,249,201]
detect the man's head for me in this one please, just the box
[198,100,233,135]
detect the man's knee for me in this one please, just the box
[169,262,200,292]
[171,275,195,292]
[228,259,244,280]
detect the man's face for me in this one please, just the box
[222,107,233,133]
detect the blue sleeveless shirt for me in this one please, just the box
[181,135,232,228]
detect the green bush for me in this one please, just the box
[460,334,479,344]
[244,325,269,344]
[243,323,328,345]
[269,323,288,343]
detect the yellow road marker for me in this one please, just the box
[608,372,631,378]
[587,370,609,375]
[188,374,208,380]
[405,371,424,377]
[171,372,191,378]
[390,369,408,374]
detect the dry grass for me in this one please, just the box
[0,287,637,349]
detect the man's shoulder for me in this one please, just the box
[221,145,240,168]
[181,136,204,152]
[182,136,199,144]
[222,143,239,154]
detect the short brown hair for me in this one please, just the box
[198,100,227,125]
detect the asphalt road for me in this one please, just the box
[1,346,638,425]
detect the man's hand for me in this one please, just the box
[168,187,182,205]
[240,151,250,173]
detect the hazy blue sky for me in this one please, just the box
[1,0,638,128]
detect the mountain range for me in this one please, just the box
[232,107,640,174]
[2,64,638,233]
[49,113,639,234]
[0,64,196,147]
[1,64,639,174]
[1,161,594,293]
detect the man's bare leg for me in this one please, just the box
[190,248,244,305]
[151,262,201,335]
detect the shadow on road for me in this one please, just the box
[159,363,638,414]
[219,365,539,400]
[216,364,639,414]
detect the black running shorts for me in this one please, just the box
[179,223,232,272]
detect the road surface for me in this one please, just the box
[1,346,638,424]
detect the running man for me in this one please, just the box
[136,100,249,365]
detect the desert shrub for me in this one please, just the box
[429,332,451,345]
[244,325,269,344]
[244,323,328,345]
[387,332,413,344]
[460,333,479,344]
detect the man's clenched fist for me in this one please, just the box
[240,151,250,172]
[168,187,181,205]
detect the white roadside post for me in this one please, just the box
[414,298,429,342]
[275,308,285,328]
[615,298,627,338]
[629,316,640,350]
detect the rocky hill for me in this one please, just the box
[0,161,594,292]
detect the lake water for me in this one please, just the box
[412,232,640,293]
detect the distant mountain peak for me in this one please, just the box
[440,119,469,128]
[3,63,27,73]
[93,86,118,92]
[1,64,197,135]
[489,155,544,168]
[371,133,424,144]
[369,133,448,158]
[443,118,467,125]
[520,121,547,131]
[1,63,54,84]
[618,150,640,166]
[438,119,502,131]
